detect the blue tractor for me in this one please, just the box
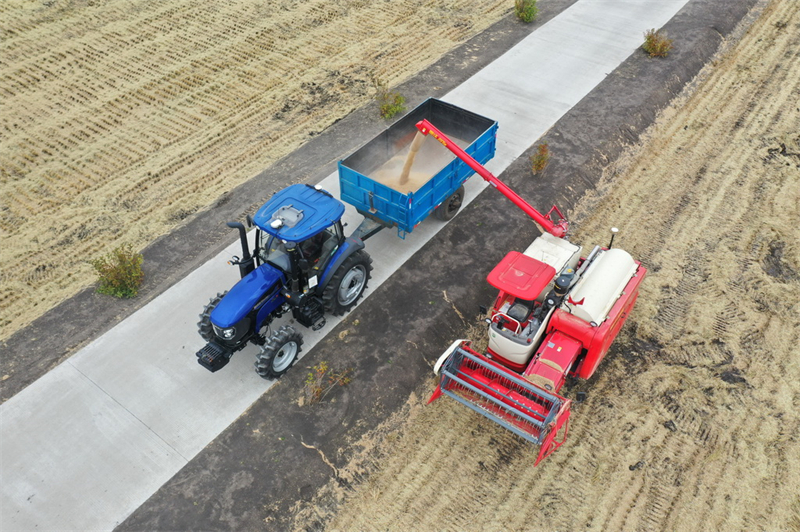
[196,184,373,379]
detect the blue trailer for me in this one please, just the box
[339,98,497,239]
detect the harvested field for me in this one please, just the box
[293,1,800,530]
[0,0,510,341]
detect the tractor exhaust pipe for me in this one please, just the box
[227,222,255,278]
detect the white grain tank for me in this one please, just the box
[563,248,638,325]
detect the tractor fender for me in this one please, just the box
[317,237,365,294]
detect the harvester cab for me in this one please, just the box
[484,234,582,373]
[418,119,646,465]
[196,184,372,379]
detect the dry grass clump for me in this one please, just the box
[530,142,550,174]
[642,29,674,57]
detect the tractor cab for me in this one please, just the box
[252,184,346,293]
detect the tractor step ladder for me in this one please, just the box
[430,343,571,465]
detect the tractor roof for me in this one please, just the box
[487,251,556,300]
[253,184,345,242]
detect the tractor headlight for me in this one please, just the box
[213,324,236,340]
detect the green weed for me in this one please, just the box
[372,75,406,119]
[514,0,538,23]
[90,243,144,298]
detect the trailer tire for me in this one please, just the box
[322,249,372,316]
[197,291,227,341]
[434,185,465,221]
[255,325,303,380]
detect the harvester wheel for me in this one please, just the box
[255,325,303,380]
[322,250,373,316]
[197,291,227,341]
[434,185,465,221]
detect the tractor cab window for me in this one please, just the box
[257,233,291,273]
[301,224,343,273]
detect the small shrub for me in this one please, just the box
[372,75,406,119]
[514,0,538,23]
[90,243,144,298]
[642,29,673,57]
[303,361,353,405]
[530,142,550,174]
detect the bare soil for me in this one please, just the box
[0,0,511,341]
[293,1,800,530]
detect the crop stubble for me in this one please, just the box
[295,2,800,531]
[0,0,510,341]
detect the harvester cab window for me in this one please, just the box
[507,300,534,323]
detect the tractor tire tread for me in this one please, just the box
[254,325,303,380]
[197,292,226,342]
[321,250,373,316]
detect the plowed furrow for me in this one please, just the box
[0,0,514,338]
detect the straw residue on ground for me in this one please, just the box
[293,1,800,530]
[0,0,510,340]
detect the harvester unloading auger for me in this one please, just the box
[416,119,647,465]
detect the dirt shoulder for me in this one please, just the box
[116,1,768,530]
[1,1,582,402]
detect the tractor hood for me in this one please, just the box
[253,184,345,242]
[211,264,284,328]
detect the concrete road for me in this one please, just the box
[1,1,692,530]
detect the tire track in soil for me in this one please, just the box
[295,1,800,531]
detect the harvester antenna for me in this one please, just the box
[608,227,619,248]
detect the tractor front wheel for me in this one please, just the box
[322,250,372,316]
[434,185,465,221]
[255,325,303,380]
[197,291,227,341]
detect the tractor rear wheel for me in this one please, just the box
[197,291,227,341]
[434,185,465,221]
[322,249,372,316]
[255,325,303,380]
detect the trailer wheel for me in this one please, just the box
[322,250,373,316]
[255,325,303,379]
[434,185,465,221]
[197,291,227,341]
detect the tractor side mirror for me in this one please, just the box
[298,258,310,272]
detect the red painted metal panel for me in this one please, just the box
[523,331,584,393]
[486,251,556,300]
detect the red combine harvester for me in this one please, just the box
[416,119,647,465]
